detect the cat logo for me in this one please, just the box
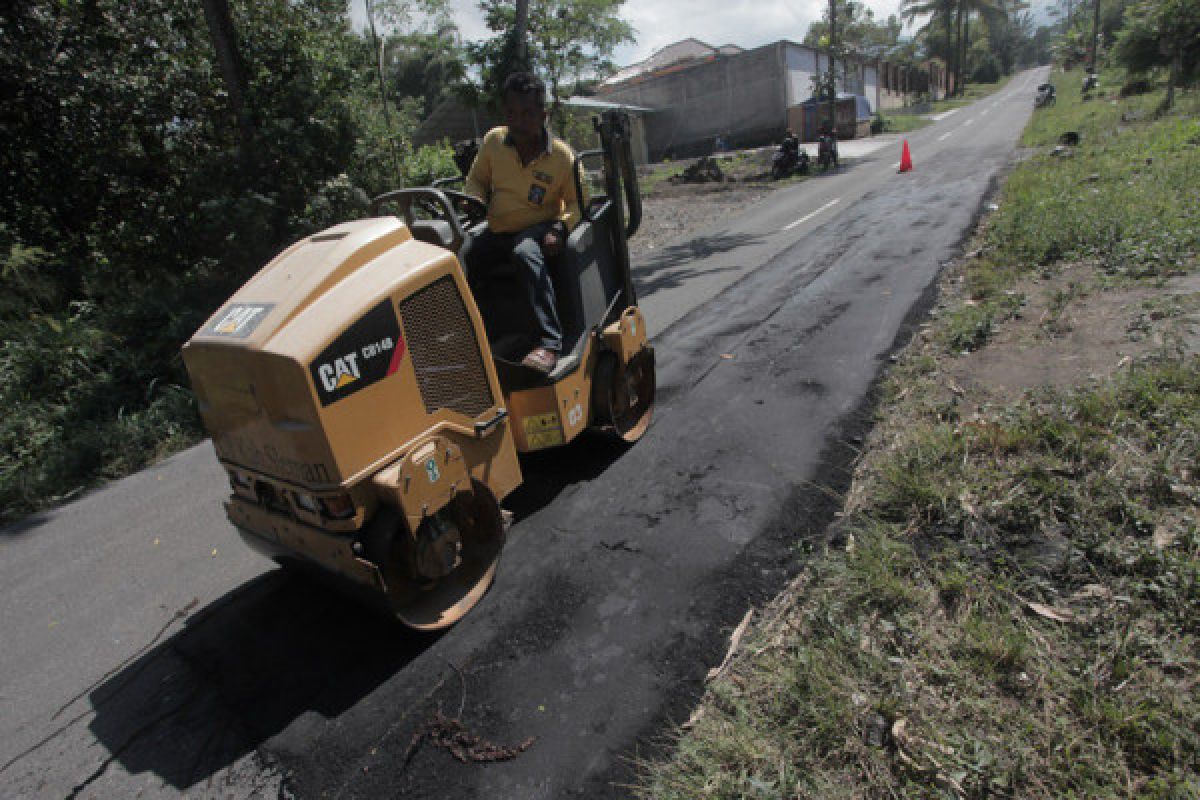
[317,354,360,393]
[309,299,403,407]
[207,303,274,338]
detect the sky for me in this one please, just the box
[349,0,1055,69]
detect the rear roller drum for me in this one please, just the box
[384,482,506,630]
[592,348,656,443]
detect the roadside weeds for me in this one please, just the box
[636,72,1199,800]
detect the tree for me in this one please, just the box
[958,0,1013,90]
[361,0,453,180]
[200,0,254,158]
[471,0,635,119]
[1115,0,1200,109]
[804,0,903,57]
[0,0,387,518]
[902,0,959,90]
[386,25,468,118]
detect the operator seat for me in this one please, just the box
[459,203,620,386]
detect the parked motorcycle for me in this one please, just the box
[771,141,810,179]
[1081,71,1098,99]
[1035,83,1057,108]
[816,130,839,170]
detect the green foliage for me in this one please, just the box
[0,0,436,521]
[384,25,468,118]
[1001,71,1200,278]
[402,142,461,186]
[1114,0,1200,80]
[971,52,1003,82]
[470,0,634,119]
[804,0,904,58]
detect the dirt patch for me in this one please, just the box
[922,263,1200,415]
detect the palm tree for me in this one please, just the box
[901,0,958,93]
[960,0,1016,90]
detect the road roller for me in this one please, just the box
[182,111,653,629]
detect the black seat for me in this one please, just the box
[462,203,623,387]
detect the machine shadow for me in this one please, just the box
[630,231,762,299]
[0,511,51,539]
[505,430,633,521]
[86,569,438,791]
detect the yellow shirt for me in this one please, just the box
[464,126,585,235]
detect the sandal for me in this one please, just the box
[520,347,558,374]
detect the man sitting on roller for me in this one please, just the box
[464,72,584,374]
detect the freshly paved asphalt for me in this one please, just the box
[0,68,1046,799]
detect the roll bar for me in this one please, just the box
[368,188,467,252]
[594,110,642,309]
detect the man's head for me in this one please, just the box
[502,72,547,146]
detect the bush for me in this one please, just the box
[972,55,1003,84]
[1120,77,1155,97]
[403,143,460,187]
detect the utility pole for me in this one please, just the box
[515,0,530,71]
[827,0,837,134]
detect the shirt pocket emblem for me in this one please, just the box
[527,184,546,205]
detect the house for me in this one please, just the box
[411,96,653,165]
[595,38,950,159]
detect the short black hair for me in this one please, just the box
[502,72,545,104]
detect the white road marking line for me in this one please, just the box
[963,118,975,126]
[938,131,953,141]
[783,197,842,231]
[927,108,961,122]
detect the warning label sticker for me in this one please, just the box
[523,412,564,449]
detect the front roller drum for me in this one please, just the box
[383,481,507,630]
[592,347,655,443]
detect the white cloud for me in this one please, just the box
[616,0,842,63]
[349,0,1059,71]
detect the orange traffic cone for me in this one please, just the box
[899,140,913,173]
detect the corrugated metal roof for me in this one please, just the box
[562,96,655,112]
[601,38,718,87]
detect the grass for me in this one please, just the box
[636,68,1200,800]
[932,67,1200,358]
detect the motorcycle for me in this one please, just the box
[1035,83,1057,108]
[816,130,839,170]
[1081,71,1098,99]
[771,142,810,179]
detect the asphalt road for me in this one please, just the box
[0,68,1046,799]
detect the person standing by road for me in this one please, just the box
[463,72,584,374]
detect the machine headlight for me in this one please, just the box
[320,493,356,519]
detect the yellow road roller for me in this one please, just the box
[182,111,653,629]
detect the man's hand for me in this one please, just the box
[541,226,564,257]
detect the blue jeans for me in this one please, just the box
[466,220,563,352]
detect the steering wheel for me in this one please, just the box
[369,188,487,252]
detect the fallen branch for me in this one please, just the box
[707,609,754,682]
